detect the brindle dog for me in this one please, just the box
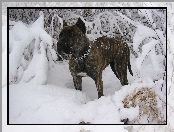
[57,17,133,98]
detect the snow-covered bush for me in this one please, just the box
[123,87,166,124]
[9,11,57,84]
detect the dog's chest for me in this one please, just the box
[69,58,97,78]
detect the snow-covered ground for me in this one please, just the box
[2,2,173,132]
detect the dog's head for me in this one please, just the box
[57,17,90,60]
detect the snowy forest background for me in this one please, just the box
[1,2,173,132]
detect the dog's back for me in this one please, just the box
[87,36,133,85]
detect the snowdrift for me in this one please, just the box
[9,78,166,124]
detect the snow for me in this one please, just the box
[2,4,170,132]
[9,12,56,84]
[9,76,165,124]
[135,39,160,70]
[133,24,158,53]
[138,9,153,26]
[20,48,48,85]
[9,21,35,83]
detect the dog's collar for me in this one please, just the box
[74,45,91,61]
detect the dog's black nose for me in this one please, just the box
[57,38,65,49]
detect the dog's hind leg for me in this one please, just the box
[116,62,128,85]
[110,60,129,85]
[110,61,120,79]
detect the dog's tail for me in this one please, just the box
[128,60,133,76]
[128,48,133,76]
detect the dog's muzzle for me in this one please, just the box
[57,38,72,53]
[57,39,73,60]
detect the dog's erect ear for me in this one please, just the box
[63,20,68,28]
[75,17,86,34]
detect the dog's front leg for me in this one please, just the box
[95,72,104,98]
[72,75,82,91]
[69,60,82,91]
